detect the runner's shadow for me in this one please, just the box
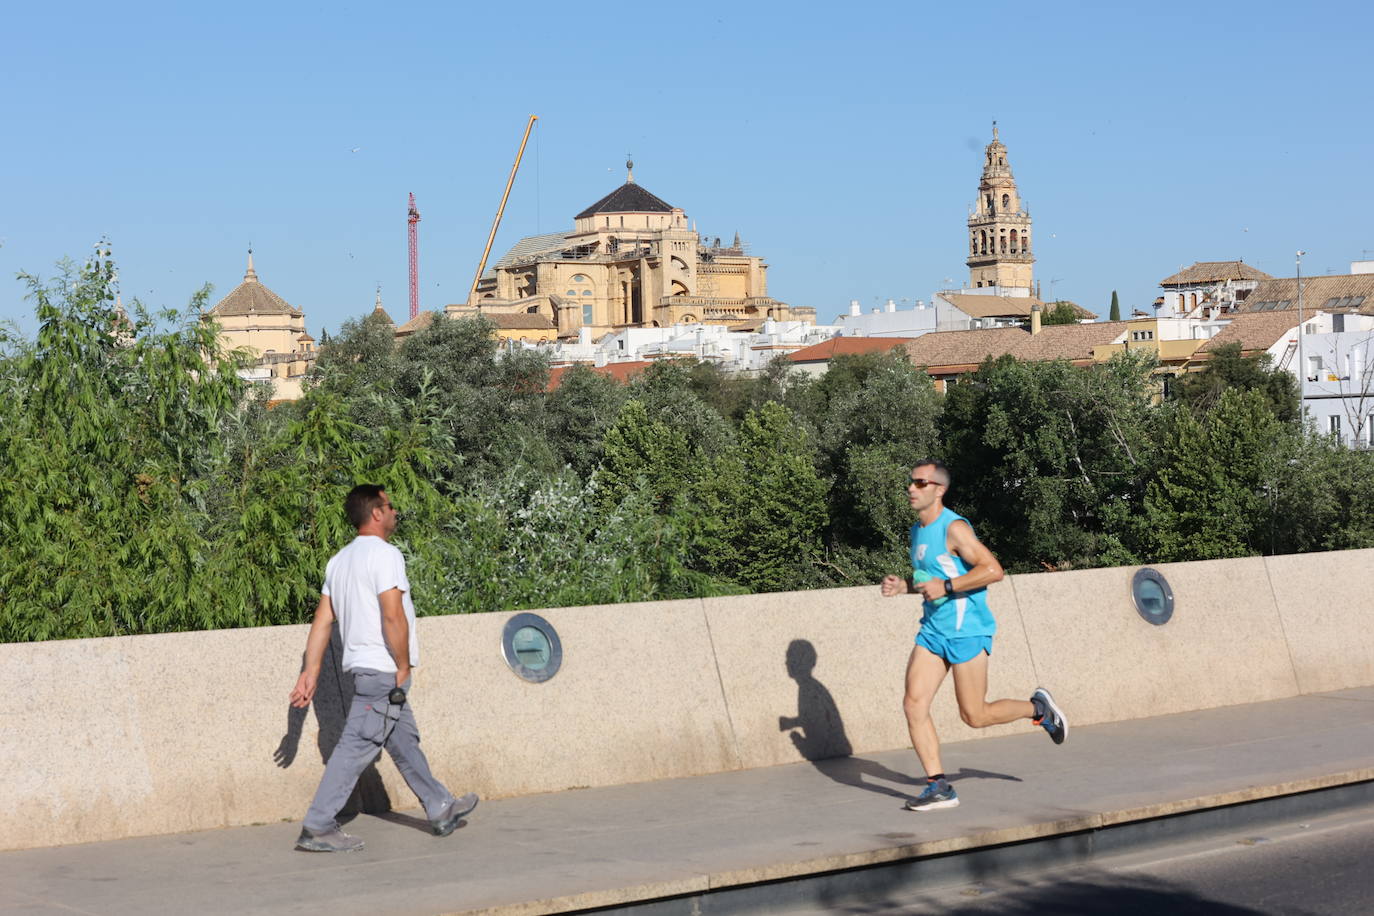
[779,640,919,800]
[274,623,392,820]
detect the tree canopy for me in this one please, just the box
[3,249,1371,642]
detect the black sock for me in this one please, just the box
[1031,696,1046,719]
[927,773,945,783]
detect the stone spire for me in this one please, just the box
[626,154,635,184]
[966,125,1034,291]
[244,247,258,284]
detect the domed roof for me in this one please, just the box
[208,251,301,317]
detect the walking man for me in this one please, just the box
[290,484,477,851]
[880,460,1066,811]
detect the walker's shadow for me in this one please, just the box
[779,640,1020,801]
[273,623,392,821]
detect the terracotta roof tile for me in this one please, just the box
[547,360,654,390]
[785,337,919,363]
[899,327,1030,368]
[486,312,556,330]
[939,293,1095,321]
[1196,312,1299,355]
[209,279,300,318]
[1238,275,1374,315]
[1159,261,1274,286]
[395,310,437,337]
[901,322,1129,371]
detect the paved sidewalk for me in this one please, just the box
[2,689,1372,916]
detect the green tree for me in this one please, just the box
[1109,290,1121,322]
[691,402,828,591]
[939,352,1159,570]
[810,350,942,576]
[544,364,629,478]
[1041,301,1080,326]
[1144,389,1288,561]
[1171,341,1300,426]
[0,251,244,640]
[595,399,695,512]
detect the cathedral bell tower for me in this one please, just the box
[966,123,1034,291]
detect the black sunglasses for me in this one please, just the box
[907,477,943,489]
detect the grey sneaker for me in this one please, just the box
[904,780,959,811]
[295,827,364,852]
[1031,687,1067,745]
[431,792,480,837]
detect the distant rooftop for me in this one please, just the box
[1160,261,1273,286]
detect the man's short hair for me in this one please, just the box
[345,484,385,529]
[913,459,951,489]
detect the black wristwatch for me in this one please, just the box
[944,578,956,597]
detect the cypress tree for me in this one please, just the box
[1109,290,1121,321]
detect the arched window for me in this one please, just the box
[1010,229,1018,253]
[971,235,977,255]
[1001,193,1010,209]
[999,232,1007,254]
[980,230,988,255]
[568,273,594,305]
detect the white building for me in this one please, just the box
[538,319,840,374]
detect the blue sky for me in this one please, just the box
[3,0,1371,336]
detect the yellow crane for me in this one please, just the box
[469,115,538,305]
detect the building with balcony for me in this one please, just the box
[1157,261,1273,318]
[449,161,813,337]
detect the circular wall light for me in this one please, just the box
[1131,568,1175,626]
[501,612,563,683]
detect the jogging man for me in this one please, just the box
[290,484,477,851]
[880,460,1066,811]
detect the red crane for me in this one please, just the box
[407,192,421,320]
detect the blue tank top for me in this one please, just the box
[909,507,997,638]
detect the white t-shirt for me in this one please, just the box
[321,535,419,673]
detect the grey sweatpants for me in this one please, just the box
[303,668,454,833]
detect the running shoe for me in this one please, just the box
[1031,687,1068,745]
[431,792,480,837]
[295,827,364,852]
[904,780,959,811]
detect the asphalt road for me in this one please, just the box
[784,800,1374,915]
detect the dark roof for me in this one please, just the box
[575,182,675,219]
[1159,261,1273,286]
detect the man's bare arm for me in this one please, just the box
[946,520,1004,590]
[379,587,412,688]
[909,520,1004,601]
[289,595,335,708]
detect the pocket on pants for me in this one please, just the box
[355,701,392,746]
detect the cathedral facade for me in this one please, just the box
[451,162,813,335]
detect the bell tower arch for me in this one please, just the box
[966,123,1034,291]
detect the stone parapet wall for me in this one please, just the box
[3,549,1371,851]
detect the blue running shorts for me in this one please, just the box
[915,629,992,665]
